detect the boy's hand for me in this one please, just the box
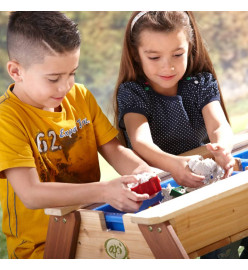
[169,156,205,188]
[103,175,150,212]
[206,143,235,178]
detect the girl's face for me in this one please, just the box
[137,29,189,96]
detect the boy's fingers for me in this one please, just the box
[121,175,139,185]
[128,190,149,201]
[125,201,143,212]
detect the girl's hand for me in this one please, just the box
[169,156,205,188]
[206,143,235,178]
[103,175,150,212]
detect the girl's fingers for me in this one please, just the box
[186,165,205,181]
[223,167,233,178]
[206,143,225,152]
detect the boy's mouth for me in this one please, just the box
[51,97,64,101]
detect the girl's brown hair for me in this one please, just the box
[113,11,229,144]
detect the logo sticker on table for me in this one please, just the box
[105,238,128,259]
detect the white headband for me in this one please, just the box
[130,11,148,33]
[130,11,190,34]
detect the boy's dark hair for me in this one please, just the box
[7,11,81,67]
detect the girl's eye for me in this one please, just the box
[148,57,159,60]
[70,73,76,77]
[174,53,184,57]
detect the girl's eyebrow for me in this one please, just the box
[144,47,186,54]
[173,47,186,52]
[144,50,159,54]
[45,66,79,76]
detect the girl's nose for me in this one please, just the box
[161,59,173,71]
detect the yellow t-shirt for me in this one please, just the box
[0,83,118,258]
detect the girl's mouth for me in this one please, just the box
[159,75,176,81]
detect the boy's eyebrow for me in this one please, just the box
[45,66,79,76]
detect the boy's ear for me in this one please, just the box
[7,61,23,82]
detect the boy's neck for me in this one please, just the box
[11,84,62,113]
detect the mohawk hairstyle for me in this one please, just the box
[7,11,81,67]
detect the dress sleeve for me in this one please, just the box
[117,82,150,130]
[195,72,220,111]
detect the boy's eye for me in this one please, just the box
[48,78,59,83]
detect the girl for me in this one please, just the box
[113,11,235,189]
[113,10,240,259]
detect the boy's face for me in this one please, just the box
[12,48,80,111]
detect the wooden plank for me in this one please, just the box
[45,204,83,216]
[129,170,248,225]
[138,221,189,259]
[74,209,154,259]
[188,238,230,258]
[188,228,248,258]
[169,188,248,253]
[43,211,81,259]
[180,145,213,159]
[234,158,242,171]
[230,228,248,243]
[232,132,248,153]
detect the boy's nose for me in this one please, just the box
[58,81,71,93]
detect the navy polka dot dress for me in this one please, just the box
[117,72,220,155]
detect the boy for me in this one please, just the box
[0,11,152,259]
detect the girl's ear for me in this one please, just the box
[7,61,24,82]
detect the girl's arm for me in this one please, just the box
[202,100,235,177]
[124,112,205,187]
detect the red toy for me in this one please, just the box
[131,175,161,196]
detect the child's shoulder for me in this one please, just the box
[68,83,96,100]
[119,80,143,89]
[0,89,15,114]
[182,72,217,86]
[119,80,149,94]
[70,83,88,95]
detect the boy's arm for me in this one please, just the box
[4,166,149,213]
[98,137,153,175]
[4,167,106,209]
